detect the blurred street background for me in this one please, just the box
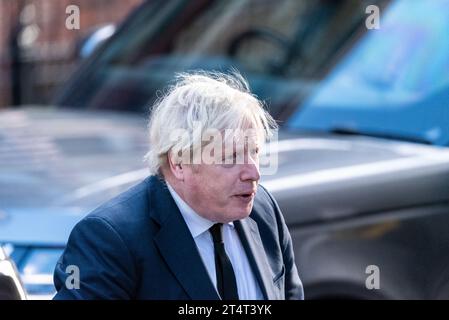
[0,0,141,108]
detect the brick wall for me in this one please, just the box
[0,0,142,108]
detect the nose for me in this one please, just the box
[240,156,260,182]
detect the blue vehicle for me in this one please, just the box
[289,0,449,146]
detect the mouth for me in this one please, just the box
[233,192,255,201]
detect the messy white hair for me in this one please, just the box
[144,70,278,176]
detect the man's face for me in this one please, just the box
[181,141,260,223]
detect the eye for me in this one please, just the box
[251,147,259,157]
[221,152,237,168]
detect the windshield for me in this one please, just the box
[56,0,379,121]
[56,0,449,146]
[287,0,449,146]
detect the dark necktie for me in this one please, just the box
[209,223,239,300]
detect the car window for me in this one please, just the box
[56,0,379,120]
[287,0,449,145]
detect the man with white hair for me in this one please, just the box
[53,71,304,300]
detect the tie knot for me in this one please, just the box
[209,223,223,243]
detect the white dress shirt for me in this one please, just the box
[166,183,264,300]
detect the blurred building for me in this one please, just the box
[0,0,142,108]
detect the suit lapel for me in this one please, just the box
[147,176,219,300]
[235,217,277,300]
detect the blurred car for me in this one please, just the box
[0,108,148,299]
[2,0,449,299]
[54,0,386,120]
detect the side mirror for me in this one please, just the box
[76,24,116,59]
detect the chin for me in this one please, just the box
[220,207,251,223]
[235,205,254,219]
[222,197,254,222]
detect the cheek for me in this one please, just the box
[192,167,240,204]
[202,177,233,203]
[192,175,221,199]
[205,180,228,199]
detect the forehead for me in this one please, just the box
[221,127,260,148]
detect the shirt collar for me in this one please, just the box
[166,182,234,238]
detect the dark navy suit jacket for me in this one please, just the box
[53,175,304,299]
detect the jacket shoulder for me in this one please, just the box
[82,177,151,235]
[251,184,280,228]
[253,184,277,215]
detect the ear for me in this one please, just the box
[167,152,184,181]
